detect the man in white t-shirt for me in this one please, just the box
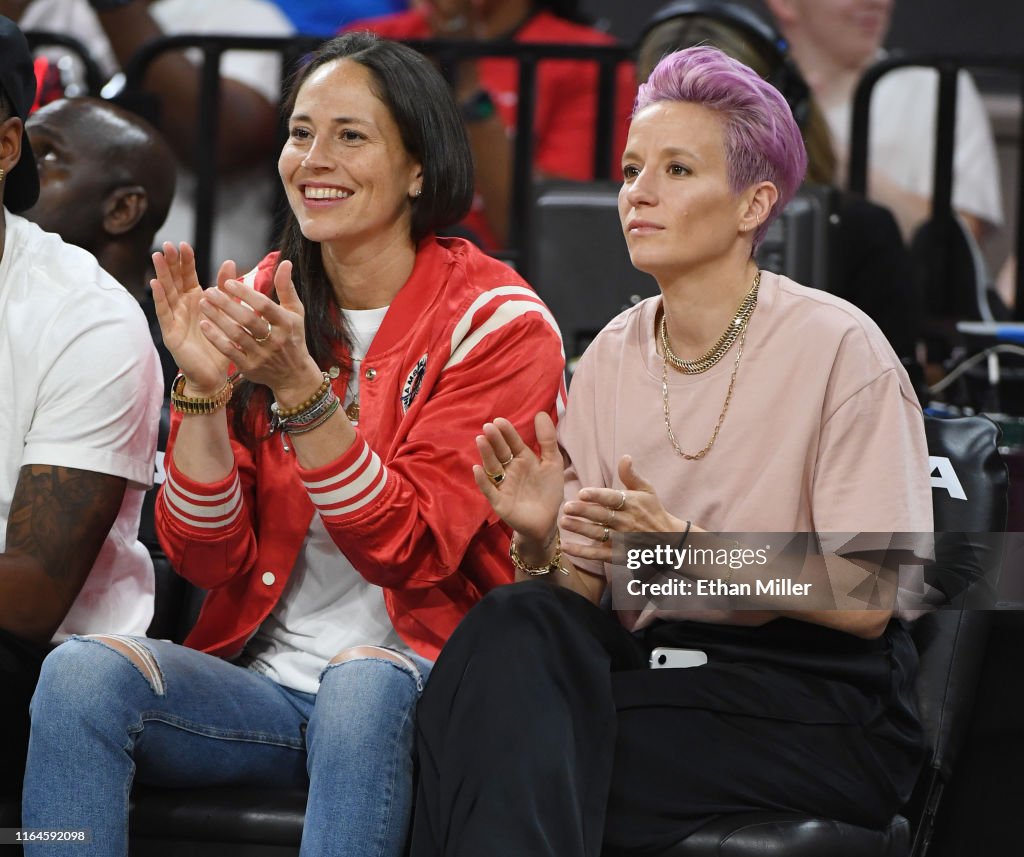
[0,16,161,795]
[766,0,1003,243]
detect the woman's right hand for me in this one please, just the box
[473,413,564,549]
[151,242,233,393]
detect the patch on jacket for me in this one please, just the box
[401,354,428,413]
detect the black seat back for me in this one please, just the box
[142,400,201,644]
[906,415,1007,856]
[527,180,838,364]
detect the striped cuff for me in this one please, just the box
[300,435,389,519]
[161,460,244,531]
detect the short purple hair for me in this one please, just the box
[635,46,807,249]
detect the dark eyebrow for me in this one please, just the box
[289,113,376,129]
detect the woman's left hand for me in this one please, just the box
[198,259,323,400]
[560,454,691,563]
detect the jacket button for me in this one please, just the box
[261,571,276,586]
[365,368,377,380]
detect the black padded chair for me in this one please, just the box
[527,180,835,365]
[141,400,196,644]
[528,180,659,363]
[649,414,1007,857]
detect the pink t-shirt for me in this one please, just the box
[559,271,932,622]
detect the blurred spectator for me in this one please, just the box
[9,0,295,271]
[23,96,178,392]
[765,0,1002,244]
[638,0,919,363]
[349,0,636,247]
[0,16,160,796]
[8,0,119,89]
[270,0,408,36]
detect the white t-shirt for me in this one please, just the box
[20,0,295,271]
[0,210,162,640]
[241,305,413,694]
[824,58,1003,228]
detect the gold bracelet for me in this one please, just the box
[170,373,234,415]
[272,372,331,419]
[509,532,569,576]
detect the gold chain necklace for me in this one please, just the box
[659,270,760,374]
[660,270,759,459]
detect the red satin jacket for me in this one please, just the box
[156,237,566,660]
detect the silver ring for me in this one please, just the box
[601,526,610,543]
[499,454,514,467]
[252,321,272,344]
[614,491,627,511]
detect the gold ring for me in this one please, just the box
[614,491,627,511]
[499,454,514,467]
[601,526,610,543]
[252,321,273,344]
[485,469,505,487]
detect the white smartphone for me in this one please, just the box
[649,647,708,669]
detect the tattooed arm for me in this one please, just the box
[0,464,126,644]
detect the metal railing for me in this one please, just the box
[121,34,320,281]
[116,34,631,281]
[849,54,1024,319]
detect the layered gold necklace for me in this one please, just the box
[660,270,760,460]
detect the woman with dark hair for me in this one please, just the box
[407,46,931,856]
[22,31,565,857]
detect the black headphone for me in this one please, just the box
[638,0,812,129]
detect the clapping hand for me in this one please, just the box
[196,258,321,400]
[151,242,234,394]
[473,413,564,546]
[559,455,692,564]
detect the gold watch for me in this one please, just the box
[170,373,234,415]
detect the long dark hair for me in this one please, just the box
[233,32,475,442]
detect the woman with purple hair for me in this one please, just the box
[408,46,931,856]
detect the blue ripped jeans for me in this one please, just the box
[22,636,431,857]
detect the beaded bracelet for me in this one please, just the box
[271,372,331,420]
[270,374,340,451]
[286,396,341,436]
[281,387,339,433]
[509,532,569,576]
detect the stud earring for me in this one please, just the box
[413,188,422,198]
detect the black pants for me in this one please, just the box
[409,582,923,857]
[0,630,48,797]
